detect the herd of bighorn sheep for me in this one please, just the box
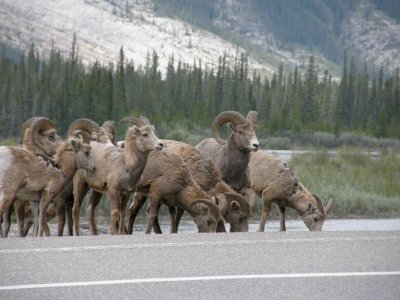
[0,111,332,237]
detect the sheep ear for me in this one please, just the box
[70,139,80,152]
[231,200,240,211]
[133,126,141,136]
[227,122,235,132]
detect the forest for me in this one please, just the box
[0,41,399,140]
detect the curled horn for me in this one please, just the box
[102,120,116,145]
[20,117,38,144]
[67,118,100,136]
[119,116,148,127]
[213,193,228,215]
[224,192,251,217]
[20,117,38,139]
[212,111,247,145]
[246,111,258,125]
[30,117,56,150]
[313,194,325,213]
[70,130,91,144]
[191,199,221,222]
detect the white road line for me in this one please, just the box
[0,236,398,254]
[1,272,400,290]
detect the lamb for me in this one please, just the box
[196,111,260,194]
[72,117,163,235]
[0,137,94,237]
[161,140,251,232]
[249,151,332,231]
[127,150,222,234]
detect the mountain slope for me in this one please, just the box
[0,0,399,76]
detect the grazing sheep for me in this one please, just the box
[0,137,94,237]
[249,151,332,231]
[161,140,251,232]
[196,111,260,194]
[72,117,163,235]
[127,150,222,234]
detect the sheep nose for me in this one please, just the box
[252,143,260,149]
[157,142,164,150]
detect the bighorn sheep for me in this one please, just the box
[1,117,63,237]
[21,116,64,157]
[127,149,222,234]
[160,140,251,232]
[249,151,332,231]
[48,118,116,236]
[72,116,163,235]
[196,111,260,194]
[0,137,94,236]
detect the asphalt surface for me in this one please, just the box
[1,231,399,300]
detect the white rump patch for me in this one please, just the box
[0,147,13,190]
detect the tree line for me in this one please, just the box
[0,42,399,140]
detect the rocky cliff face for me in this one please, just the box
[0,0,399,76]
[341,3,400,72]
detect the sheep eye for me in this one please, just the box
[143,133,149,137]
[314,217,318,222]
[238,131,244,136]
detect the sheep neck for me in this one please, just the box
[222,138,250,188]
[55,149,77,182]
[124,137,148,177]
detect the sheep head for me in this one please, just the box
[301,195,332,231]
[69,137,96,173]
[24,117,63,157]
[191,198,221,233]
[67,118,113,144]
[212,111,260,152]
[126,125,163,153]
[222,192,251,232]
[101,120,117,145]
[120,116,163,153]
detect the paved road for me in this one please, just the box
[1,231,399,299]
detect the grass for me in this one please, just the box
[288,148,400,217]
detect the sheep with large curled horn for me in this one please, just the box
[197,110,260,202]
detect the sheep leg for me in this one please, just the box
[278,205,287,231]
[72,174,89,236]
[168,206,176,234]
[87,191,103,235]
[30,201,40,237]
[0,191,16,234]
[65,195,74,236]
[127,192,147,234]
[15,200,27,237]
[56,197,66,236]
[38,193,53,237]
[259,190,273,232]
[2,207,12,238]
[108,189,120,235]
[175,207,185,233]
[118,194,130,235]
[145,196,161,234]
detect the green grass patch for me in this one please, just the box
[288,148,400,217]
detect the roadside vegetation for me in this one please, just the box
[289,148,400,217]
